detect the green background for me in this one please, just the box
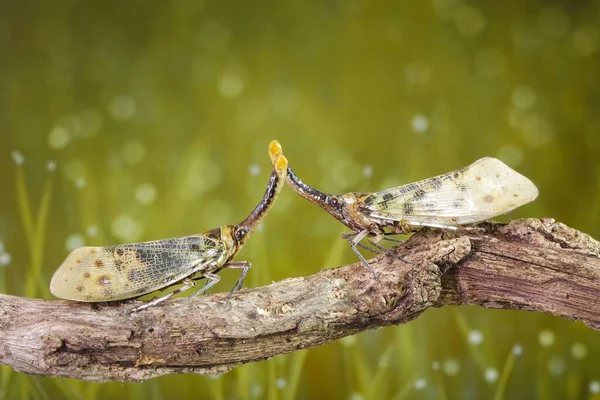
[1,0,599,399]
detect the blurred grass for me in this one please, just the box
[1,0,600,399]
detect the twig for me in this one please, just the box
[0,218,598,382]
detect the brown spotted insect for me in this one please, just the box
[268,140,538,274]
[50,150,288,312]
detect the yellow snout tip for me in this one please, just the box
[268,140,283,162]
[274,154,288,171]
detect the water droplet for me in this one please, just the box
[65,233,85,251]
[547,355,566,376]
[218,71,244,99]
[411,114,429,133]
[468,329,484,345]
[453,6,487,37]
[275,377,286,389]
[111,215,143,242]
[47,126,71,150]
[362,165,373,178]
[86,225,98,237]
[0,252,11,267]
[590,381,600,394]
[512,344,524,356]
[538,330,555,347]
[248,163,261,176]
[442,358,460,376]
[135,182,157,205]
[512,86,536,110]
[570,342,588,360]
[484,368,498,383]
[11,150,25,165]
[122,140,146,165]
[46,160,57,172]
[414,378,427,390]
[109,95,137,121]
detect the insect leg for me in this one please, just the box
[355,241,380,254]
[130,278,196,313]
[223,261,251,299]
[368,236,411,265]
[382,236,404,243]
[342,230,377,277]
[187,272,221,299]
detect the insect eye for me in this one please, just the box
[329,197,340,207]
[235,227,247,242]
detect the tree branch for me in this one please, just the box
[0,218,598,382]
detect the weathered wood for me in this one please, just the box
[0,218,598,382]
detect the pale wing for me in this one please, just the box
[361,157,538,228]
[50,234,224,302]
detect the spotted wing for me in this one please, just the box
[361,157,539,228]
[50,233,225,302]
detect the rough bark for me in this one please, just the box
[0,218,598,383]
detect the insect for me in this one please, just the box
[50,150,289,312]
[268,140,538,274]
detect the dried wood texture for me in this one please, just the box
[0,218,598,382]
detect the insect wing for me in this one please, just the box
[361,157,539,228]
[50,234,224,302]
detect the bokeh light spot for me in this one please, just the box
[218,71,245,99]
[496,145,524,167]
[453,6,487,37]
[411,114,430,133]
[65,233,85,251]
[122,140,146,165]
[538,6,570,38]
[538,329,555,347]
[11,150,25,165]
[442,358,460,376]
[414,378,427,390]
[570,342,588,360]
[109,95,137,121]
[474,48,506,78]
[47,126,71,150]
[547,355,566,377]
[512,86,536,110]
[468,329,484,345]
[484,368,498,383]
[135,182,157,205]
[572,25,600,56]
[111,215,143,242]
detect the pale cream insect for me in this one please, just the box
[268,141,539,273]
[50,151,289,311]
